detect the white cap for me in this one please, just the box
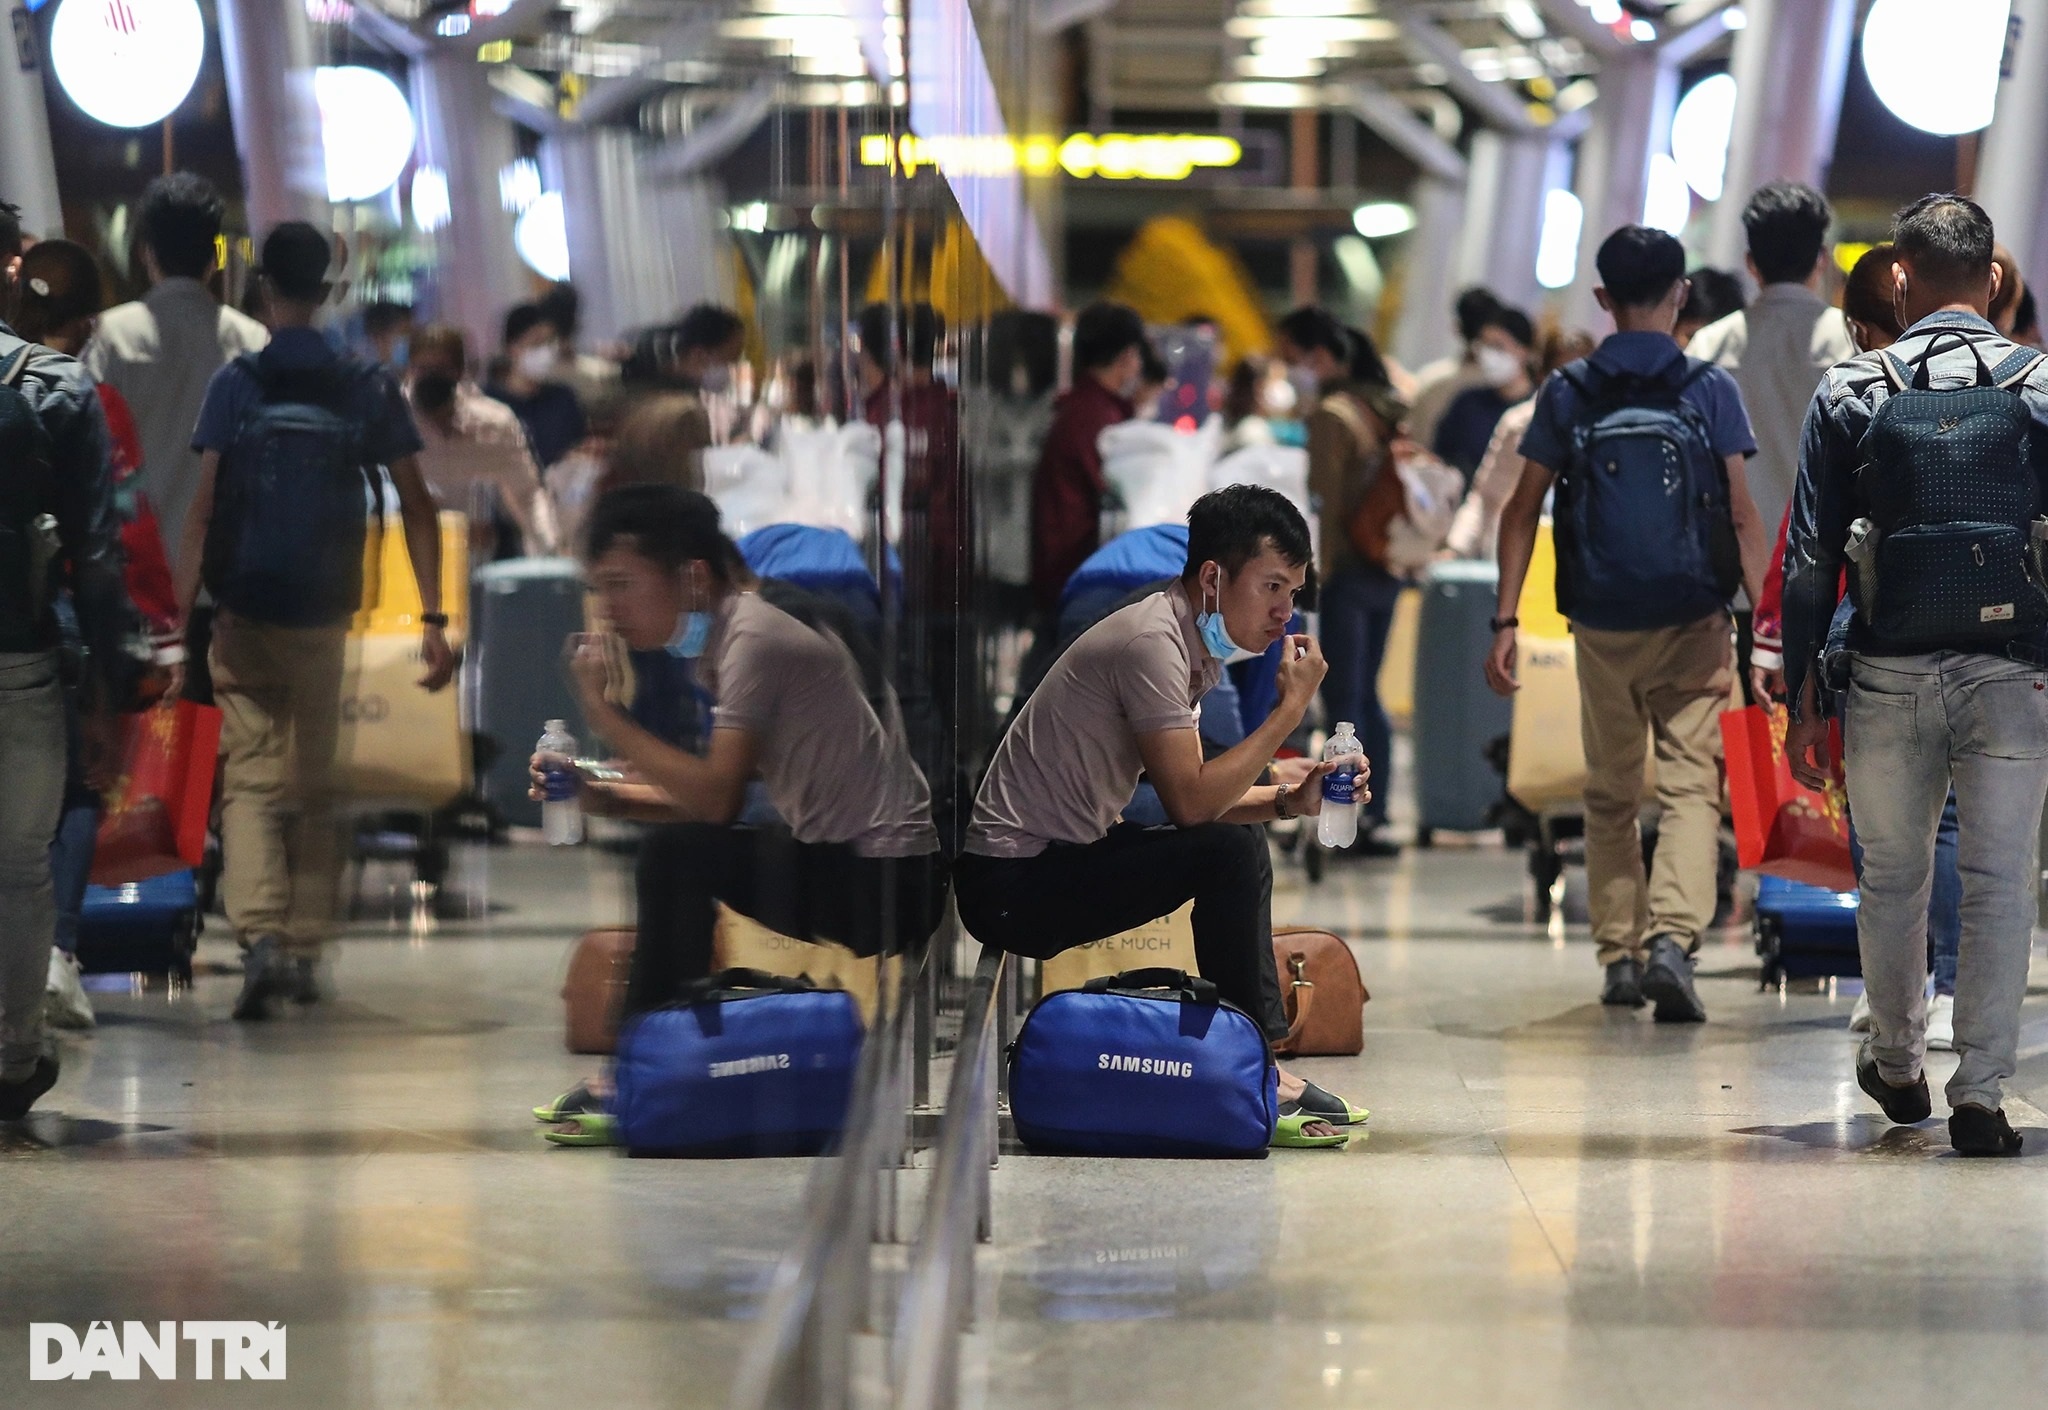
[1335,721,1354,734]
[545,718,567,732]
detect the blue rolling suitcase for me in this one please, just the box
[1412,561,1514,840]
[77,869,202,982]
[1754,876,1860,986]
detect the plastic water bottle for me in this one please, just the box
[1317,722,1364,850]
[538,719,584,846]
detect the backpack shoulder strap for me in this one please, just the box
[1992,346,2046,390]
[1877,349,1911,394]
[1674,357,1718,392]
[0,341,34,391]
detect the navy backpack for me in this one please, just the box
[1851,335,2048,651]
[204,353,380,628]
[613,968,865,1158]
[1009,968,1278,1159]
[1551,355,1742,631]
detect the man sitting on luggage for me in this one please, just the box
[1783,195,2048,1157]
[954,484,1368,1146]
[1486,224,1768,1023]
[532,485,946,1145]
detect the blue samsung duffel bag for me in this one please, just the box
[613,969,865,1158]
[1009,968,1278,1159]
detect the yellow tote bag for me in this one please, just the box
[333,512,471,804]
[1377,587,1422,728]
[710,906,900,1024]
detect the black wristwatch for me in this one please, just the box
[421,612,450,629]
[1489,615,1519,633]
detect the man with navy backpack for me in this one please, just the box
[0,197,127,1119]
[178,224,455,1021]
[1488,225,1770,1022]
[1783,196,2048,1157]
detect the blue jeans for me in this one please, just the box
[1849,793,1961,997]
[1318,566,1402,829]
[1844,652,2048,1112]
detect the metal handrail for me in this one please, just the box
[893,946,1009,1410]
[728,950,922,1410]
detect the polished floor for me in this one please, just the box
[8,821,2048,1408]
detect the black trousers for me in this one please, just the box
[954,823,1288,1042]
[627,823,949,1018]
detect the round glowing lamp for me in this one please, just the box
[1862,0,2008,136]
[49,0,205,129]
[1670,73,1736,202]
[515,192,570,282]
[316,66,418,203]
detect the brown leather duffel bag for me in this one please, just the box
[1271,927,1367,1056]
[563,928,636,1055]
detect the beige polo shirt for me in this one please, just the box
[411,380,558,554]
[699,591,937,858]
[967,580,1221,859]
[83,278,269,580]
[1688,284,1856,535]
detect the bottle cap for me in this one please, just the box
[1335,721,1354,734]
[545,719,567,732]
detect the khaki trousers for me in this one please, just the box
[1573,612,1732,967]
[211,615,348,958]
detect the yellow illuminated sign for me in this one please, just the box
[858,132,1244,181]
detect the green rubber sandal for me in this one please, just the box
[1297,1080,1371,1127]
[543,1112,619,1147]
[1271,1108,1349,1149]
[533,1080,606,1124]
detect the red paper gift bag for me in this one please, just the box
[1721,703,1854,892]
[91,701,223,886]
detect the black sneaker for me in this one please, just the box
[0,1055,59,1121]
[232,936,289,1022]
[1950,1103,2023,1156]
[1601,958,1645,1008]
[290,957,323,1006]
[1856,1056,1933,1125]
[1640,935,1706,1023]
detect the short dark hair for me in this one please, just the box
[584,482,737,580]
[0,200,22,260]
[1742,182,1832,285]
[410,323,468,370]
[858,302,942,375]
[1073,301,1147,372]
[503,303,554,349]
[256,222,330,302]
[538,282,581,339]
[1184,483,1313,580]
[12,239,104,342]
[1680,266,1746,330]
[676,302,744,354]
[1455,286,1503,343]
[1892,193,1995,292]
[138,172,225,280]
[363,300,413,337]
[1595,225,1687,308]
[1841,243,1903,342]
[1479,304,1534,349]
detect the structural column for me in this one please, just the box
[1566,46,1675,331]
[1704,0,1856,271]
[0,6,62,239]
[1977,0,2048,286]
[216,0,327,238]
[412,51,527,363]
[1393,175,1466,371]
[1455,128,1554,314]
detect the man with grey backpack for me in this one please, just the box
[1784,195,2048,1157]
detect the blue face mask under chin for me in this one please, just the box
[665,611,711,659]
[1197,585,1263,664]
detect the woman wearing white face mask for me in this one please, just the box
[1431,306,1535,484]
[484,303,587,471]
[1274,306,1408,856]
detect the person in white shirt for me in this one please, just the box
[1406,286,1505,449]
[83,173,268,588]
[1686,182,1856,538]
